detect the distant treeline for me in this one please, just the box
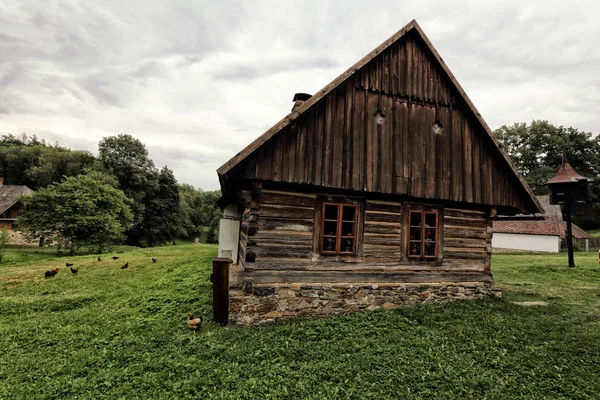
[0,133,221,247]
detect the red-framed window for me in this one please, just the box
[408,210,439,259]
[321,203,358,255]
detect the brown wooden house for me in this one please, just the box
[0,178,33,231]
[216,20,542,324]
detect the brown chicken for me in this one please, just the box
[152,258,157,263]
[65,263,74,267]
[44,268,59,278]
[120,262,129,269]
[187,313,203,330]
[70,267,79,274]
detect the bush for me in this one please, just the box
[0,229,10,264]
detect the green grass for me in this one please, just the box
[1,247,600,399]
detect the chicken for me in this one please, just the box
[44,268,59,278]
[187,313,203,330]
[120,262,129,269]
[112,256,120,260]
[97,256,102,262]
[152,258,157,263]
[598,249,600,264]
[70,267,79,274]
[65,263,74,267]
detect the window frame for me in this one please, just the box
[406,208,441,260]
[319,201,360,256]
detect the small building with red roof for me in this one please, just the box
[492,195,590,252]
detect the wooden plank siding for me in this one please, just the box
[239,30,529,213]
[244,190,492,285]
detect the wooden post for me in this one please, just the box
[564,203,575,269]
[211,258,231,325]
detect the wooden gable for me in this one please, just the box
[218,20,542,215]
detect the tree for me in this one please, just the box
[17,174,133,253]
[98,134,158,244]
[177,186,222,243]
[495,120,600,229]
[140,167,181,246]
[0,134,96,189]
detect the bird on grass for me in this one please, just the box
[70,267,79,274]
[187,313,203,330]
[152,258,157,263]
[121,262,129,269]
[44,268,59,278]
[97,256,101,262]
[112,256,120,260]
[65,263,74,267]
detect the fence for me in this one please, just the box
[560,237,600,252]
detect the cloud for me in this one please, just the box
[0,0,599,191]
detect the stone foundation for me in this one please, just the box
[229,282,501,325]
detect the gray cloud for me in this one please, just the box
[0,0,599,191]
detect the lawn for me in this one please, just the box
[1,245,599,399]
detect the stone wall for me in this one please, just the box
[229,282,501,325]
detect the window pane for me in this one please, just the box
[341,237,354,252]
[410,227,421,241]
[410,211,422,226]
[425,213,437,228]
[409,242,421,256]
[342,206,356,221]
[324,204,338,220]
[323,235,337,252]
[341,221,355,237]
[424,242,436,256]
[425,227,435,241]
[324,221,338,236]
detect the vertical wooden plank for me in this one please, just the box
[463,116,473,203]
[399,39,407,97]
[272,133,283,182]
[304,111,314,185]
[391,42,399,94]
[360,66,369,90]
[352,88,365,189]
[382,49,390,94]
[369,58,378,91]
[258,146,272,181]
[285,125,296,182]
[295,118,306,183]
[392,101,403,193]
[344,81,354,188]
[380,94,393,193]
[451,108,464,201]
[406,37,413,98]
[423,105,436,198]
[472,125,481,203]
[332,88,345,188]
[314,102,324,186]
[409,103,423,197]
[323,95,334,187]
[366,91,379,191]
[416,40,423,100]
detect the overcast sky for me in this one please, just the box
[1,1,599,190]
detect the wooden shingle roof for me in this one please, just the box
[0,185,33,215]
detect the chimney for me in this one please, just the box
[0,178,3,186]
[291,93,312,112]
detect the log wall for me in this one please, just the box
[237,189,493,286]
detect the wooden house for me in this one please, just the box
[216,20,542,324]
[0,178,33,231]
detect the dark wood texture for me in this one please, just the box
[244,191,492,285]
[218,21,541,215]
[235,31,532,213]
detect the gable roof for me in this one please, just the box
[0,185,33,216]
[217,19,542,215]
[493,195,590,239]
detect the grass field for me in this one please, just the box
[1,245,600,399]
